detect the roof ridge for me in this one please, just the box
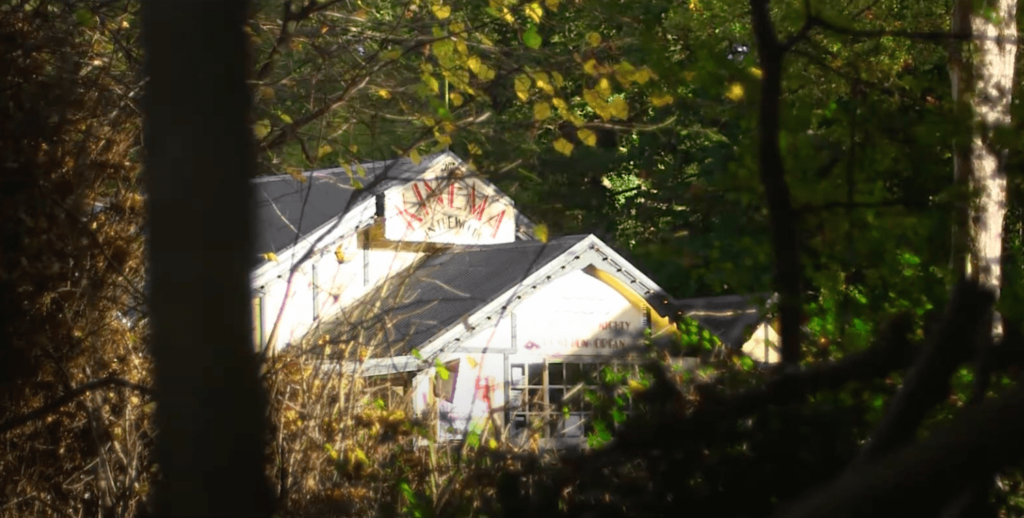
[251,151,454,184]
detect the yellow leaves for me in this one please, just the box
[551,97,568,111]
[633,67,653,84]
[627,379,646,393]
[477,64,496,81]
[578,128,597,146]
[650,91,674,107]
[468,57,496,81]
[514,74,532,101]
[253,119,271,139]
[524,2,543,23]
[551,71,564,87]
[349,144,359,153]
[381,48,402,61]
[586,32,602,47]
[286,167,306,182]
[435,133,453,147]
[432,39,454,59]
[533,101,552,121]
[534,222,549,242]
[596,77,612,97]
[612,61,654,86]
[725,82,745,101]
[279,113,293,124]
[422,74,440,94]
[609,97,628,120]
[377,88,392,99]
[317,144,333,158]
[263,252,280,262]
[583,88,612,120]
[583,59,600,76]
[335,244,346,263]
[533,71,554,94]
[449,91,464,106]
[324,443,339,461]
[467,142,482,155]
[749,67,763,79]
[430,2,451,19]
[409,148,423,165]
[456,39,469,55]
[553,138,574,156]
[489,0,514,23]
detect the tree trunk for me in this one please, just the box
[140,1,274,516]
[949,0,1018,335]
[945,1,1017,514]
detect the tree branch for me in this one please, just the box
[607,312,915,454]
[749,0,803,365]
[854,281,995,464]
[0,377,154,436]
[775,375,1024,518]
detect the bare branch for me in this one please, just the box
[0,377,154,436]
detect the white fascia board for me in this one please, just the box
[418,234,678,362]
[339,234,676,377]
[250,197,376,289]
[415,237,598,362]
[576,234,676,315]
[341,355,424,377]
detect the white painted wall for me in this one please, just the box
[741,321,780,364]
[312,233,363,318]
[260,263,316,350]
[510,269,646,362]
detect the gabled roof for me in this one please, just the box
[316,235,587,359]
[252,151,538,261]
[253,153,449,255]
[674,293,773,349]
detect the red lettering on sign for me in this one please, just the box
[395,205,421,230]
[469,186,489,221]
[474,375,495,406]
[489,209,505,239]
[411,184,429,215]
[420,180,445,210]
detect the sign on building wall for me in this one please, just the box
[383,161,515,244]
[436,354,504,441]
[513,270,646,357]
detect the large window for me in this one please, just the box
[508,360,637,440]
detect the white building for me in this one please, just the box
[250,151,777,444]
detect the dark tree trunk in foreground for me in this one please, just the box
[140,1,273,516]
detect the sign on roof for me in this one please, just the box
[383,159,516,244]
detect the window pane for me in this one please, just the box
[561,414,584,438]
[582,363,599,383]
[527,388,542,412]
[512,414,527,434]
[566,363,583,384]
[509,389,524,409]
[564,387,585,411]
[511,364,525,387]
[549,387,564,407]
[548,362,564,385]
[528,363,544,386]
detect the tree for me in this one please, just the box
[139,0,273,515]
[950,0,1018,336]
